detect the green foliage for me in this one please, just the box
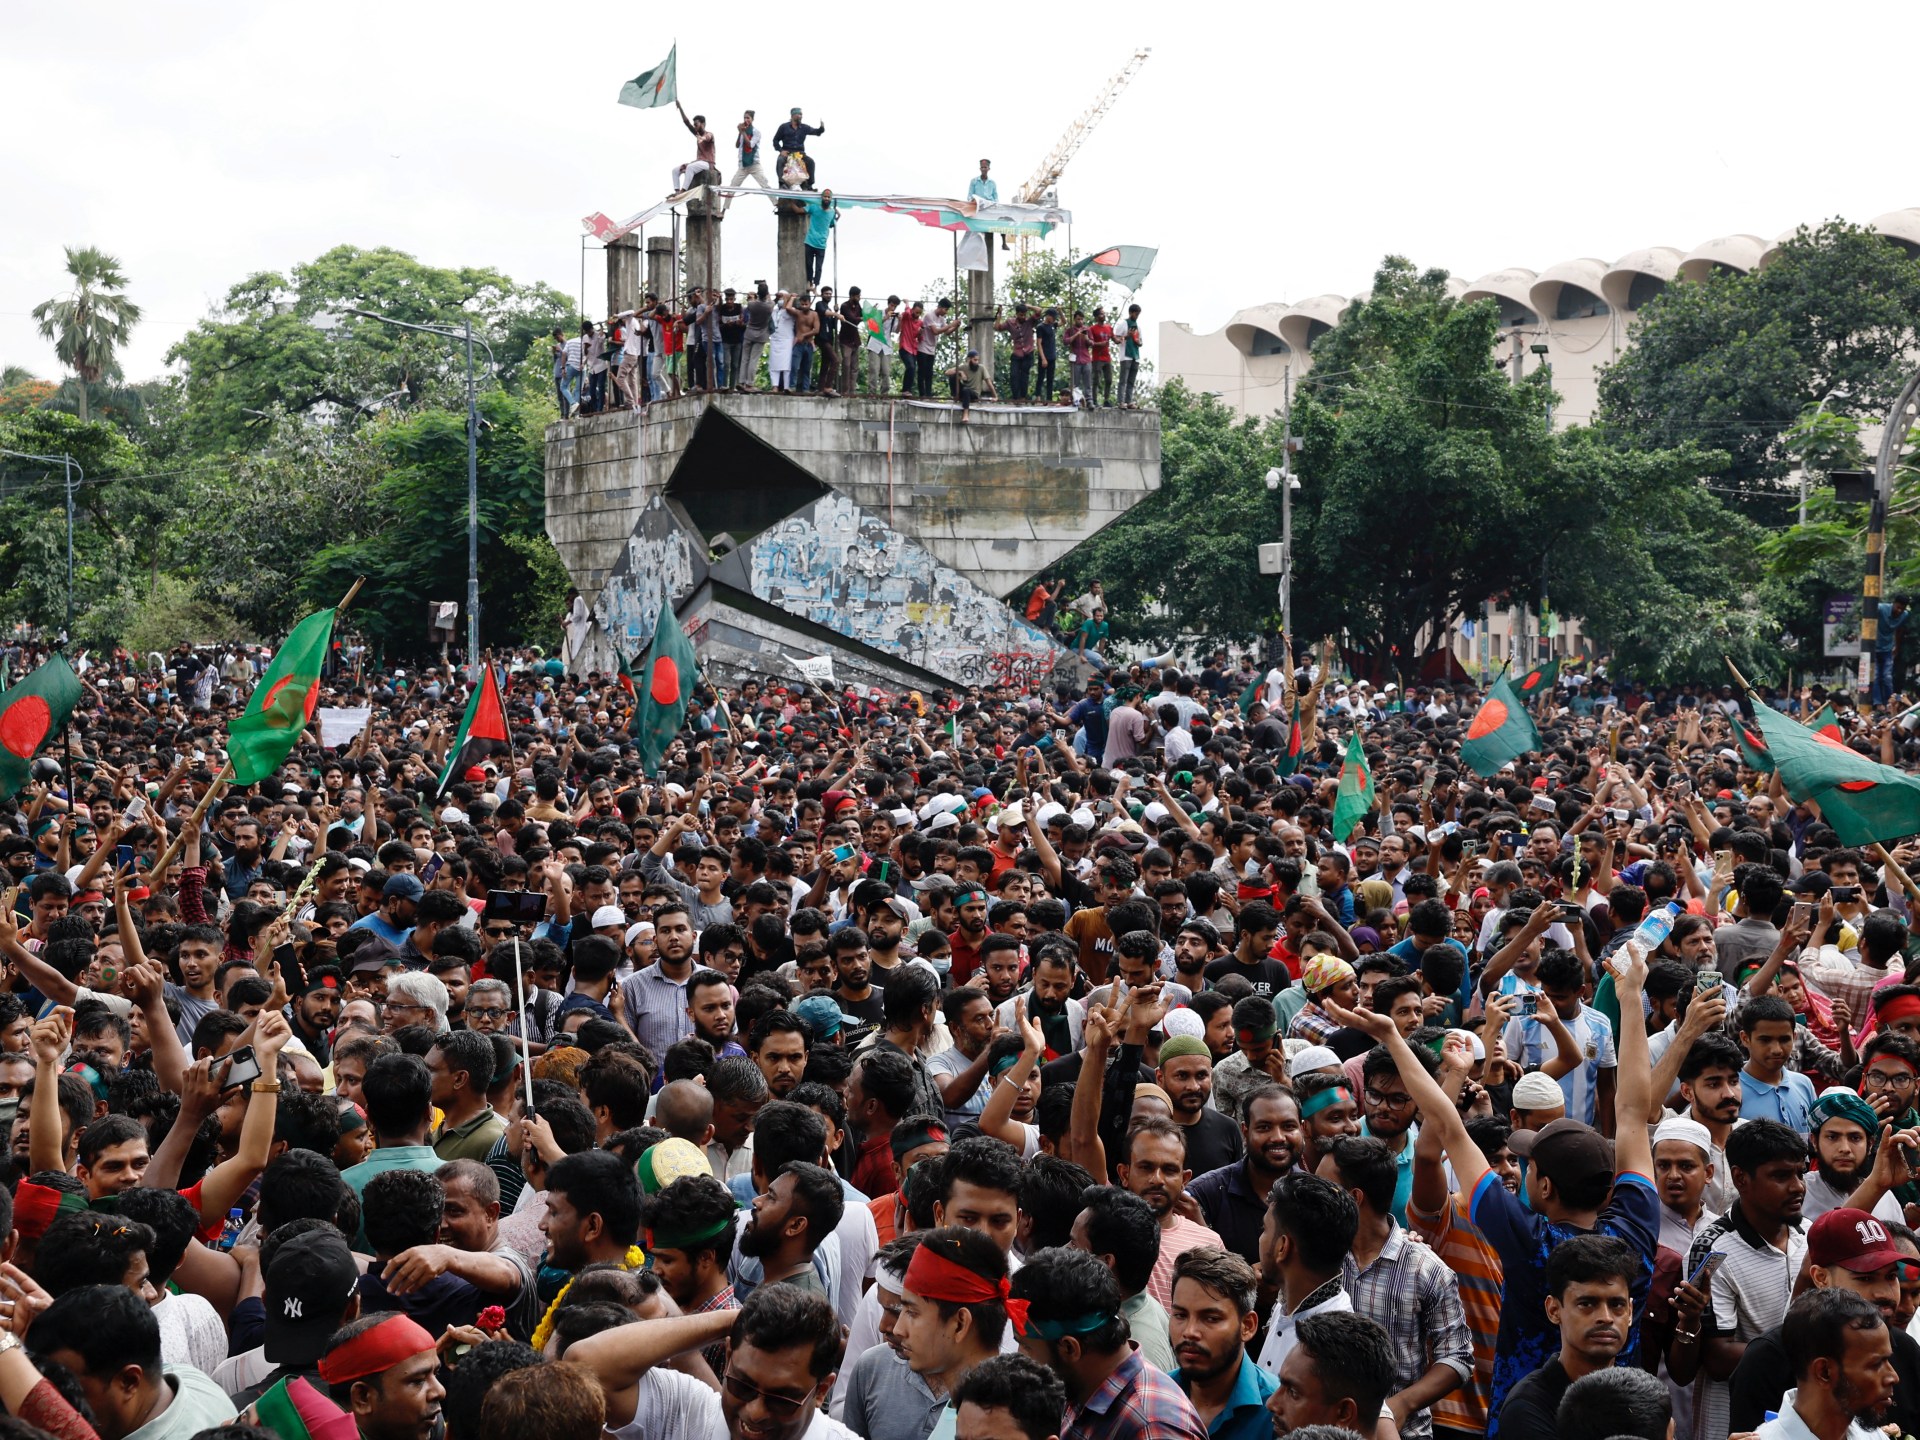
[30,246,143,423]
[111,575,249,655]
[1598,219,1920,516]
[303,388,557,655]
[164,244,573,455]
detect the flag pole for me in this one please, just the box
[335,577,367,617]
[512,935,534,1113]
[150,761,232,882]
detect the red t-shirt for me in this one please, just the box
[1089,324,1114,362]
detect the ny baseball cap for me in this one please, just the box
[1507,1117,1613,1191]
[264,1229,361,1366]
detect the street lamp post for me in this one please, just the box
[0,448,85,641]
[1856,367,1920,697]
[336,309,494,678]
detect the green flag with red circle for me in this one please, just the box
[1742,699,1920,845]
[1460,671,1543,778]
[1515,658,1559,701]
[1331,730,1375,842]
[227,608,335,785]
[636,603,699,775]
[0,656,82,798]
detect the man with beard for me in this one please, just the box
[1652,1114,1718,1259]
[1803,1089,1901,1223]
[750,1008,810,1101]
[1002,944,1083,1063]
[949,884,993,985]
[861,890,915,977]
[221,815,266,900]
[1356,1038,1437,1225]
[686,969,743,1057]
[1158,1035,1243,1177]
[286,966,344,1065]
[619,898,699,1066]
[930,988,995,1130]
[1189,1084,1305,1267]
[1119,1116,1225,1308]
[1729,1208,1920,1436]
[1754,1290,1898,1440]
[1173,919,1219,996]
[1291,1072,1362,1174]
[1674,1031,1744,1217]
[1496,1235,1638,1440]
[539,1148,645,1290]
[1168,1246,1276,1440]
[974,934,1023,1009]
[1672,1119,1810,1440]
[739,1160,844,1297]
[831,928,886,1042]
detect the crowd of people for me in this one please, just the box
[4,627,1920,1440]
[552,292,1145,416]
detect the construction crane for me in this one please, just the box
[1014,47,1150,263]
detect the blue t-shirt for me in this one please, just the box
[1386,936,1472,1026]
[1469,1168,1660,1435]
[1739,1067,1815,1131]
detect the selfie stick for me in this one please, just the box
[512,935,534,1112]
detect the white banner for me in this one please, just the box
[317,707,372,748]
[787,653,837,688]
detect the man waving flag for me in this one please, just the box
[636,604,698,775]
[1460,671,1543,778]
[1331,730,1374,842]
[0,656,81,797]
[437,662,511,795]
[228,609,335,785]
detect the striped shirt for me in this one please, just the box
[1500,1003,1616,1125]
[1407,1191,1503,1438]
[1146,1214,1226,1310]
[1687,1205,1807,1440]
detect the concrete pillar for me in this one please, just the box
[606,232,642,316]
[646,237,673,304]
[967,241,996,371]
[776,206,808,297]
[684,194,722,298]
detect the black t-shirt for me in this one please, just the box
[1496,1356,1570,1440]
[719,303,746,341]
[1036,321,1058,360]
[1203,954,1294,999]
[1179,1104,1244,1177]
[836,985,886,1047]
[1731,1323,1920,1435]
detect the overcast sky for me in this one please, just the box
[5,0,1916,387]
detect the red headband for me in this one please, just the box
[1879,995,1920,1027]
[903,1246,1029,1335]
[317,1316,436,1385]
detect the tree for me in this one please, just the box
[1598,219,1920,518]
[165,244,572,454]
[301,387,565,656]
[30,246,143,423]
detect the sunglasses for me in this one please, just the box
[722,1370,811,1421]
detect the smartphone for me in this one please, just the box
[1833,886,1862,903]
[115,843,136,871]
[1686,1251,1727,1289]
[1520,992,1539,1019]
[1670,777,1692,796]
[1790,902,1815,929]
[1608,808,1629,824]
[1460,840,1481,856]
[121,795,148,826]
[1696,969,1723,993]
[1501,832,1524,851]
[221,1045,262,1090]
[1557,901,1586,921]
[482,891,549,925]
[420,854,445,884]
[830,843,859,865]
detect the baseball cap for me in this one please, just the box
[264,1229,361,1365]
[911,873,959,894]
[793,994,861,1042]
[382,873,424,903]
[1809,1208,1905,1274]
[1507,1117,1613,1190]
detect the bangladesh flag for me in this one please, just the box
[615,651,640,704]
[228,609,335,786]
[1331,730,1374,841]
[1743,701,1920,845]
[1515,658,1560,701]
[635,603,698,775]
[1460,672,1543,778]
[1282,698,1305,773]
[617,45,677,109]
[437,662,511,795]
[1237,675,1262,716]
[1738,702,1841,775]
[0,656,81,798]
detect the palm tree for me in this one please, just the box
[31,246,142,422]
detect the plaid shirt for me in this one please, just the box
[1064,1345,1210,1440]
[1341,1219,1473,1440]
[1287,1000,1341,1044]
[692,1285,738,1376]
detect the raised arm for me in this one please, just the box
[1324,998,1489,1199]
[978,1001,1041,1149]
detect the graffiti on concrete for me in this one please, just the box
[746,492,1067,686]
[595,497,704,660]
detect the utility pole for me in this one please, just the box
[1,448,85,641]
[1858,366,1920,697]
[464,315,480,675]
[1281,367,1293,640]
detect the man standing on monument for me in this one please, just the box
[775,107,824,189]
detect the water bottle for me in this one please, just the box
[1616,900,1682,972]
[216,1208,245,1252]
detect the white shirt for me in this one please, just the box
[1255,1283,1353,1378]
[1755,1388,1882,1440]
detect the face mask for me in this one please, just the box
[1243,859,1261,878]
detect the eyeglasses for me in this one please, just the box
[722,1370,810,1420]
[466,1006,511,1021]
[385,1000,430,1018]
[1863,1071,1917,1092]
[1363,1089,1415,1109]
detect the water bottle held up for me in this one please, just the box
[1614,900,1682,973]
